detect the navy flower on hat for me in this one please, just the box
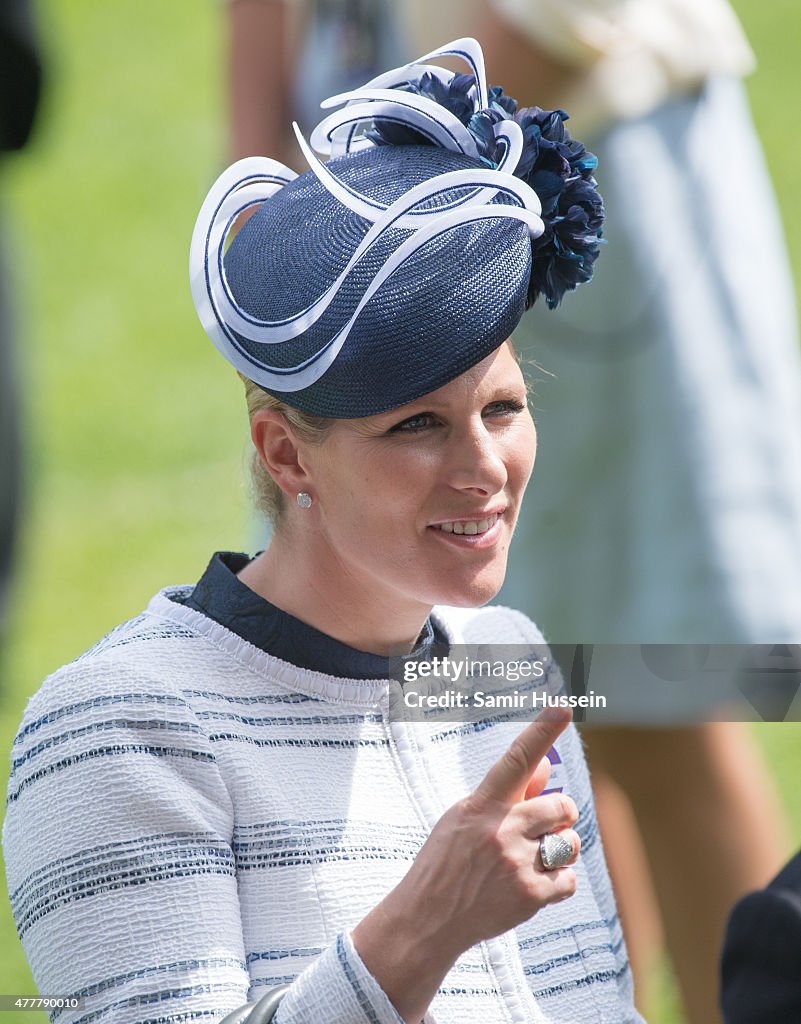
[367,74,604,310]
[189,38,604,417]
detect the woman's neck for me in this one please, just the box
[237,534,434,657]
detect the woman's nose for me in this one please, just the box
[443,420,508,495]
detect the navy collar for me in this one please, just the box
[171,551,447,680]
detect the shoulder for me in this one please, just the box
[20,591,204,716]
[725,851,801,947]
[432,602,547,645]
[5,590,227,803]
[20,580,273,721]
[4,595,238,884]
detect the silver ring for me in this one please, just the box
[539,832,574,870]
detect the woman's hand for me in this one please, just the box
[351,707,579,1024]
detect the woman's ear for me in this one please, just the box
[250,409,310,500]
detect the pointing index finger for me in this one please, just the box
[474,707,572,806]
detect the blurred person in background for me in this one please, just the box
[465,5,799,1022]
[0,0,43,653]
[225,2,799,1021]
[720,846,801,1022]
[228,0,405,166]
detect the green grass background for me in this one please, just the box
[1,2,801,1021]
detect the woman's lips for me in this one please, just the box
[428,510,506,547]
[430,512,499,536]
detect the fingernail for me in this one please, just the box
[538,706,570,723]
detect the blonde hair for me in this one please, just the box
[239,374,332,524]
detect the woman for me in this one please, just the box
[3,39,639,1024]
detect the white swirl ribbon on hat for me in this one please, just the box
[293,119,524,227]
[311,38,488,157]
[189,38,544,393]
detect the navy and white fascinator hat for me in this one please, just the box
[190,38,604,418]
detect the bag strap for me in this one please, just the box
[219,985,291,1024]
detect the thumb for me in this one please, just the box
[474,707,572,806]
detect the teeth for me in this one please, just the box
[435,513,498,536]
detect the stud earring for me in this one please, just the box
[296,492,313,509]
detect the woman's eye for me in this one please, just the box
[388,400,525,433]
[389,413,435,433]
[484,399,526,417]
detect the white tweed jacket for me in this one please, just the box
[4,587,642,1024]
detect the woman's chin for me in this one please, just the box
[429,567,507,609]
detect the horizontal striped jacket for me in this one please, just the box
[4,588,642,1024]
